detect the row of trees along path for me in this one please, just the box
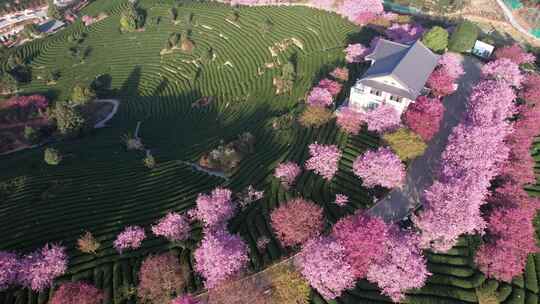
[368,55,483,222]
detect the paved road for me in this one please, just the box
[367,56,482,223]
[494,0,540,42]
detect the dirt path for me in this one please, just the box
[2,99,120,156]
[94,99,120,128]
[367,55,483,223]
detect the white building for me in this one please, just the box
[348,39,440,114]
[54,0,77,7]
[0,6,47,42]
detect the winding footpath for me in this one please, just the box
[94,99,120,128]
[494,0,540,42]
[367,56,483,223]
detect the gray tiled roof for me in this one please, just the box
[360,39,439,100]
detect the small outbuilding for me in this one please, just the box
[471,40,495,59]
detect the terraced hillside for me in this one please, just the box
[1,0,539,303]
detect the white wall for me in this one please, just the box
[349,82,412,114]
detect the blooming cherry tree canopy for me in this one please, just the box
[353,147,405,189]
[114,226,146,253]
[305,143,342,180]
[296,236,356,299]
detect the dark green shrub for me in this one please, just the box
[448,21,478,53]
[525,255,538,293]
[24,125,39,143]
[71,84,96,105]
[44,148,62,165]
[50,103,86,136]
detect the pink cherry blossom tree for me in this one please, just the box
[306,87,333,107]
[338,0,384,24]
[318,78,343,97]
[114,226,146,253]
[192,187,235,229]
[336,106,365,135]
[403,96,444,141]
[18,244,68,291]
[481,58,524,88]
[366,229,431,302]
[152,212,191,242]
[171,295,200,304]
[520,73,540,104]
[333,194,349,206]
[305,142,342,180]
[438,52,464,80]
[426,68,457,97]
[467,80,517,126]
[270,198,324,247]
[344,43,368,63]
[50,282,104,304]
[194,229,249,289]
[353,147,405,189]
[494,43,536,65]
[0,251,19,290]
[330,67,349,82]
[475,204,538,282]
[274,162,301,188]
[385,23,425,44]
[331,212,390,278]
[295,236,356,299]
[364,103,401,133]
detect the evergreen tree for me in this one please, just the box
[47,0,61,19]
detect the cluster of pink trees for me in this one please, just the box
[475,185,539,281]
[385,23,424,44]
[481,58,524,88]
[151,212,191,242]
[274,162,301,188]
[296,236,356,299]
[353,147,405,189]
[331,212,390,278]
[403,96,444,141]
[171,294,200,304]
[366,229,430,302]
[0,244,68,292]
[318,78,343,97]
[114,226,146,253]
[194,229,249,289]
[494,43,536,65]
[50,282,104,304]
[413,56,527,252]
[520,73,540,104]
[305,142,342,180]
[6,94,48,110]
[472,51,540,281]
[338,0,384,25]
[426,53,464,97]
[191,187,235,229]
[191,187,249,289]
[271,198,324,247]
[296,212,431,301]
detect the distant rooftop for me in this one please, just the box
[38,19,65,33]
[360,39,440,100]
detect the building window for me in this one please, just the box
[390,95,403,103]
[370,88,382,96]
